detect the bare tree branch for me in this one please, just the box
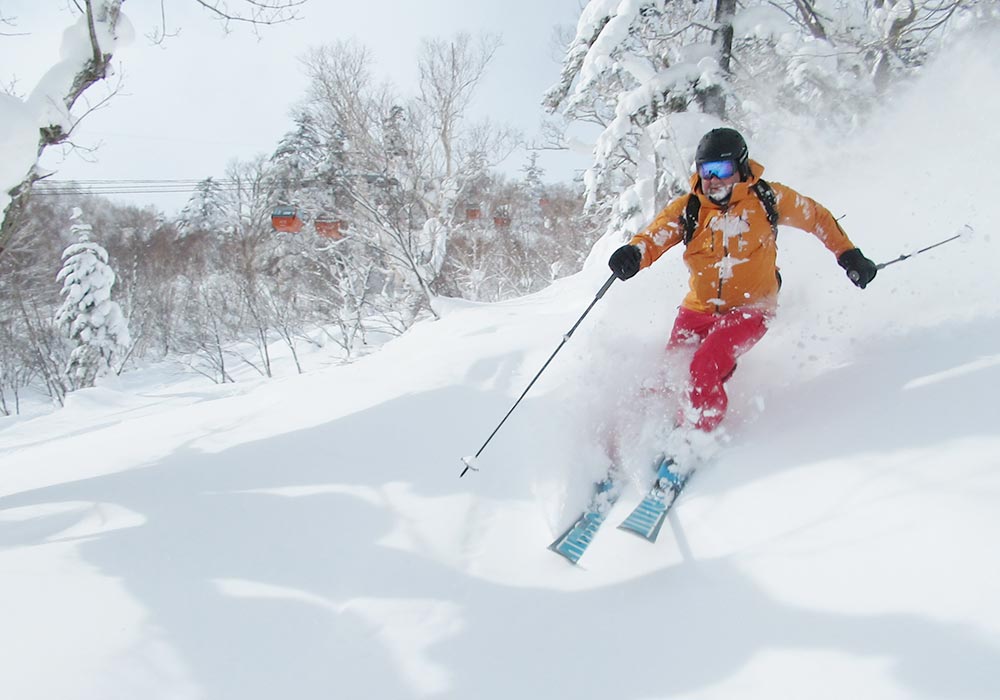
[0,9,28,37]
[417,33,501,178]
[192,0,306,29]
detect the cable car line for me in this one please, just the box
[32,174,383,197]
[32,178,250,196]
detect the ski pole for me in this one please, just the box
[850,228,967,283]
[460,272,618,477]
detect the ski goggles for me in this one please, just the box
[698,159,737,180]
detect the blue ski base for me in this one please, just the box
[548,472,621,564]
[617,458,690,542]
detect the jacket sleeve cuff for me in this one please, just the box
[628,238,650,268]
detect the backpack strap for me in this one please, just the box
[681,193,701,245]
[681,178,779,245]
[751,178,779,239]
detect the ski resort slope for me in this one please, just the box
[3,30,1000,700]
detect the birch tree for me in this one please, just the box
[295,36,518,321]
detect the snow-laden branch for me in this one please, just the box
[1,1,129,258]
[0,0,308,260]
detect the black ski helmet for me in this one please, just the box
[695,128,750,179]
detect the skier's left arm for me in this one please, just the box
[770,182,878,289]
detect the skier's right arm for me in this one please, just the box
[629,197,688,269]
[607,197,688,281]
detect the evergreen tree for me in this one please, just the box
[55,207,131,388]
[271,110,353,223]
[179,177,230,235]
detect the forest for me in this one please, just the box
[0,0,990,413]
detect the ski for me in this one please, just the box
[548,468,622,565]
[617,457,691,542]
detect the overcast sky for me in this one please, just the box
[0,1,588,213]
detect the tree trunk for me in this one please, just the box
[793,0,829,41]
[873,1,918,91]
[701,0,737,119]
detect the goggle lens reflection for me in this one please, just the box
[699,160,736,180]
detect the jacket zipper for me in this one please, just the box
[716,208,728,312]
[717,238,727,312]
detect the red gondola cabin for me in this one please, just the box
[315,218,347,240]
[272,206,303,234]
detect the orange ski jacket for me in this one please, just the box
[629,160,857,314]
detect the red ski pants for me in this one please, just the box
[668,306,771,432]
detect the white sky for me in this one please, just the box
[0,1,588,212]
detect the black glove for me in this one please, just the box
[609,244,642,281]
[838,248,877,289]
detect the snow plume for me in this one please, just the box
[55,207,131,388]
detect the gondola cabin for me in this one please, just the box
[271,206,303,233]
[315,218,347,240]
[493,205,512,229]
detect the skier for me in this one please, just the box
[608,127,877,433]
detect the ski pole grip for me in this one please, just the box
[848,270,860,283]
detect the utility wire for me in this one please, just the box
[33,178,247,196]
[33,175,363,197]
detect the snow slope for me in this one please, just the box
[2,29,1000,700]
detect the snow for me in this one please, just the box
[570,0,643,109]
[2,24,1000,700]
[732,6,792,41]
[0,93,41,215]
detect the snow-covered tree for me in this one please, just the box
[295,35,519,320]
[178,177,231,235]
[518,152,548,248]
[0,306,37,415]
[178,157,295,377]
[441,163,596,302]
[545,0,993,238]
[55,207,130,388]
